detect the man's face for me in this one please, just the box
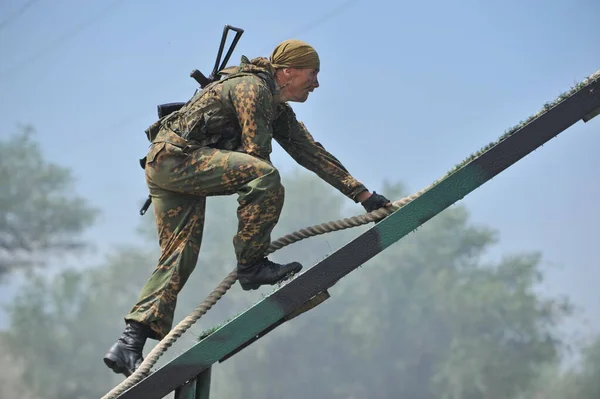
[279,67,320,102]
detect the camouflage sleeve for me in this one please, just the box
[224,75,275,161]
[273,104,368,202]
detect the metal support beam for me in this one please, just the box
[174,367,212,399]
[196,367,212,399]
[112,70,600,399]
[174,380,195,399]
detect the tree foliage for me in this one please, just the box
[0,126,98,280]
[3,163,598,399]
[0,332,39,399]
[222,179,575,399]
[5,248,158,399]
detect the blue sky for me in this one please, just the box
[0,0,598,336]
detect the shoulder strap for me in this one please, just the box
[218,70,277,95]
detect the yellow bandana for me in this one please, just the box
[269,39,320,70]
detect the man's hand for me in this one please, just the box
[359,191,391,213]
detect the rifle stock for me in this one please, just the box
[190,69,212,88]
[157,102,187,118]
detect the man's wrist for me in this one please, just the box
[356,190,371,203]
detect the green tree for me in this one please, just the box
[3,170,583,399]
[518,334,600,399]
[574,336,600,398]
[4,247,160,399]
[213,178,576,399]
[0,126,98,280]
[0,332,39,399]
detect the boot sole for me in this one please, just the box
[240,282,261,291]
[239,265,302,291]
[103,352,132,377]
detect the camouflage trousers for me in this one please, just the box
[125,133,284,340]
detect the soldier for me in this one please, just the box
[103,39,391,377]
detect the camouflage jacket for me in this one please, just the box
[150,55,368,202]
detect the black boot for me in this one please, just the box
[103,320,150,377]
[237,257,303,291]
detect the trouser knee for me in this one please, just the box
[261,166,284,199]
[244,165,285,206]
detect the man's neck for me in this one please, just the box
[272,78,284,103]
[273,73,291,103]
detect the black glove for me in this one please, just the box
[361,191,390,213]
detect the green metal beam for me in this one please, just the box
[195,367,212,399]
[114,70,600,399]
[174,380,195,399]
[174,367,212,399]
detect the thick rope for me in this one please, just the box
[101,188,426,399]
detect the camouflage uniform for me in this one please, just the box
[124,56,368,340]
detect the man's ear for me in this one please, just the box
[274,68,287,79]
[281,67,295,78]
